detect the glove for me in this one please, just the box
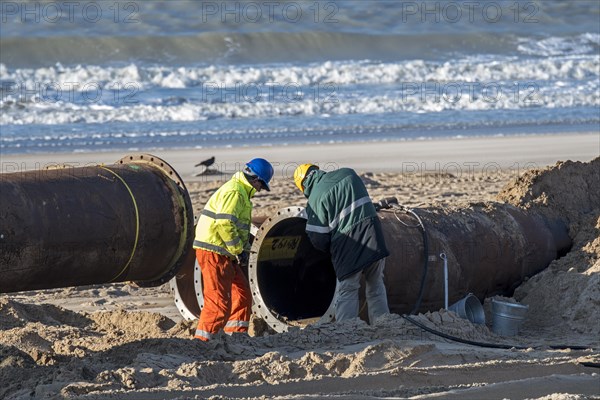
[236,250,250,266]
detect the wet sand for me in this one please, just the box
[2,133,598,178]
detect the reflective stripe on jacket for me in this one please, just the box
[193,171,255,258]
[303,168,389,281]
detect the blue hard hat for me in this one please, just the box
[245,158,274,191]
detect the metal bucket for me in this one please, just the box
[448,293,485,324]
[491,299,529,336]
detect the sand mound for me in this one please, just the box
[0,299,91,330]
[497,157,600,339]
[0,302,542,399]
[0,306,594,400]
[89,309,176,337]
[497,158,599,225]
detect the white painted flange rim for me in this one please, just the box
[248,206,337,333]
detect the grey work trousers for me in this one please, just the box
[335,258,389,323]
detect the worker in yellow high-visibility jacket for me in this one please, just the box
[193,158,274,341]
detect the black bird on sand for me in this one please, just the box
[195,156,215,168]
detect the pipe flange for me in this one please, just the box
[171,224,260,321]
[117,153,187,191]
[170,277,197,321]
[166,257,210,322]
[248,207,337,333]
[193,258,205,313]
[169,249,202,321]
[120,154,195,287]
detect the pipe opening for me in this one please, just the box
[255,216,336,323]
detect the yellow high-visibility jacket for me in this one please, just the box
[193,171,256,258]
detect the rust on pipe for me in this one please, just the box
[247,203,571,332]
[0,154,194,294]
[379,203,570,314]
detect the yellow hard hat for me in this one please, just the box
[293,163,319,192]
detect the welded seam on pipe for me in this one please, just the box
[125,155,194,285]
[127,154,193,286]
[99,166,140,282]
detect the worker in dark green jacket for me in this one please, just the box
[293,164,390,323]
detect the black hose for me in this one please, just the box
[548,344,591,350]
[380,203,429,315]
[579,362,600,368]
[401,314,594,351]
[404,208,428,315]
[396,206,429,314]
[402,314,527,349]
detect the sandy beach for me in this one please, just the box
[2,132,598,178]
[1,134,599,399]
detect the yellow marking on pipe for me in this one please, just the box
[259,236,301,261]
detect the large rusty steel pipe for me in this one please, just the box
[0,154,194,293]
[248,204,571,332]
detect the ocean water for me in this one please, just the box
[0,0,599,154]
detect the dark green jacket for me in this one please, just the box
[303,168,389,280]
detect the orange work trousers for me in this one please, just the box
[194,248,252,341]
